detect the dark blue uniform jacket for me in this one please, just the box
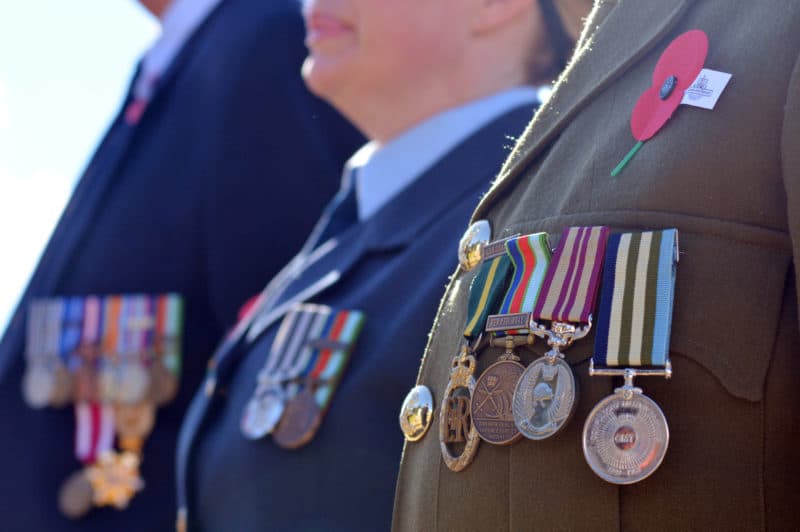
[0,0,363,530]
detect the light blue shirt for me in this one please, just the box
[348,87,541,221]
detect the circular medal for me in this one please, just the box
[22,365,55,409]
[512,356,577,440]
[582,391,669,484]
[115,362,150,404]
[439,349,480,472]
[240,385,286,440]
[50,365,74,408]
[470,359,524,445]
[399,385,434,442]
[148,361,179,405]
[97,364,116,402]
[272,387,323,450]
[58,470,95,519]
[114,403,156,440]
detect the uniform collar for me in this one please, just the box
[134,0,223,100]
[348,87,541,222]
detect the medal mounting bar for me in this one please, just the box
[488,334,532,361]
[529,315,592,361]
[588,360,673,399]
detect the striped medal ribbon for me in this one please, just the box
[272,305,365,449]
[471,234,551,446]
[485,233,551,339]
[511,226,610,440]
[583,229,678,485]
[439,237,519,468]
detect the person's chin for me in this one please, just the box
[301,53,352,101]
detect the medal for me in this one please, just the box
[85,451,144,509]
[149,295,183,405]
[272,382,323,449]
[582,229,678,484]
[241,307,323,439]
[58,469,95,519]
[439,345,480,471]
[115,297,151,405]
[115,403,156,454]
[513,226,610,440]
[272,308,365,449]
[439,238,515,466]
[98,296,123,403]
[474,233,552,445]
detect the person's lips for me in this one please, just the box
[305,12,353,47]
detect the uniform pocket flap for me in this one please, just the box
[668,231,790,401]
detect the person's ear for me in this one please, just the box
[472,0,534,35]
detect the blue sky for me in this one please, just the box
[0,1,158,328]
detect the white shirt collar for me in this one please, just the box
[348,87,540,221]
[134,0,222,100]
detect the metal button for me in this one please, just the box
[458,220,492,271]
[399,385,435,442]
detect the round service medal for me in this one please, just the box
[272,387,323,450]
[512,356,576,440]
[471,359,524,445]
[582,391,669,484]
[241,385,286,440]
[23,365,56,409]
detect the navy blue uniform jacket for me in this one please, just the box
[0,0,363,530]
[177,104,536,531]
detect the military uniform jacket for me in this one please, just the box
[176,106,535,531]
[0,1,362,530]
[394,1,800,530]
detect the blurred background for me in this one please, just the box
[0,1,157,329]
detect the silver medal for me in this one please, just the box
[512,356,576,440]
[115,362,150,404]
[23,365,55,409]
[582,390,669,484]
[241,385,287,440]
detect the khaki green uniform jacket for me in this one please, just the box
[394,1,800,530]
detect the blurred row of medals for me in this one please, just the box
[23,294,183,518]
[240,303,365,449]
[400,224,679,485]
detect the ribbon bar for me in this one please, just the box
[593,229,678,368]
[533,226,610,324]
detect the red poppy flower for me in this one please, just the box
[612,30,709,176]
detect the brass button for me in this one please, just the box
[399,385,434,442]
[458,220,492,271]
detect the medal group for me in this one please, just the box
[240,303,365,449]
[23,294,183,518]
[400,224,679,485]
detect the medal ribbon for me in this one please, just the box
[493,233,551,335]
[155,294,183,375]
[76,297,114,464]
[61,297,85,372]
[593,229,678,367]
[533,226,611,323]
[311,309,365,409]
[462,242,513,340]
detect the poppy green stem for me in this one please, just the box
[611,141,645,177]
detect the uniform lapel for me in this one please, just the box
[472,0,692,220]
